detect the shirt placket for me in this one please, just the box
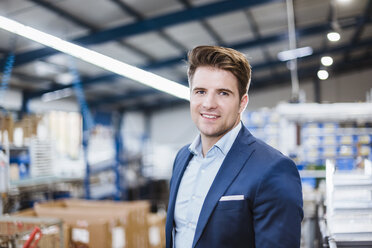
[184,155,207,229]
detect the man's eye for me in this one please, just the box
[195,90,205,95]
[220,91,229,96]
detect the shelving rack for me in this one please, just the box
[83,111,125,201]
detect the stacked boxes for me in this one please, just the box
[59,199,150,248]
[32,199,150,248]
[12,199,165,248]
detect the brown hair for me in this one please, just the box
[187,45,251,98]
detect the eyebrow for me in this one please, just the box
[218,88,234,94]
[192,87,206,92]
[192,87,235,94]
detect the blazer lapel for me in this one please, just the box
[192,127,256,247]
[166,147,193,247]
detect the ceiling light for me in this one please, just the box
[317,69,329,80]
[0,15,190,101]
[336,0,352,4]
[41,88,73,102]
[55,73,75,85]
[327,32,341,42]
[277,46,313,61]
[321,56,333,66]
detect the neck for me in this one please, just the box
[200,120,240,157]
[201,136,220,157]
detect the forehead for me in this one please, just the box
[191,66,239,91]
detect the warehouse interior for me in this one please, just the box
[0,0,372,247]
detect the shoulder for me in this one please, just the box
[172,144,191,169]
[238,125,292,166]
[175,144,190,160]
[238,127,297,177]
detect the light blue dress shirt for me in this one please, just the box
[174,122,242,248]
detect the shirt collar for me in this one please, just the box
[188,121,242,157]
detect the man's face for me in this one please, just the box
[190,66,248,143]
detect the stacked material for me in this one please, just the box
[324,161,372,246]
[13,199,166,248]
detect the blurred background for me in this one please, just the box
[0,0,372,247]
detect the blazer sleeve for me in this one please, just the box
[253,157,303,248]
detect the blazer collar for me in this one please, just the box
[192,125,256,247]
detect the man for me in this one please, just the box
[166,46,303,248]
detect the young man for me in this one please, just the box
[166,46,303,248]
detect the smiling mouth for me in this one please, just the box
[201,114,219,119]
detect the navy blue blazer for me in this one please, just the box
[166,125,303,248]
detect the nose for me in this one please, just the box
[202,93,217,109]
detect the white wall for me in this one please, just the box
[150,105,198,149]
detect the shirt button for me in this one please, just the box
[192,195,196,200]
[188,223,192,228]
[201,169,205,173]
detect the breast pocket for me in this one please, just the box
[215,199,246,211]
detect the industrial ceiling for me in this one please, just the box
[0,0,371,112]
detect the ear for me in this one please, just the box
[239,94,248,114]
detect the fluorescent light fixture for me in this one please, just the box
[0,15,190,101]
[337,0,352,4]
[321,56,333,66]
[41,88,73,102]
[277,46,313,61]
[327,32,341,42]
[317,69,329,80]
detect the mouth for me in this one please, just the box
[201,113,219,119]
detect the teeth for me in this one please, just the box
[202,114,217,119]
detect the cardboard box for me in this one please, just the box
[34,204,126,248]
[34,199,150,248]
[147,213,166,248]
[60,199,150,248]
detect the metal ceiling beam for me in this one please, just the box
[89,89,157,107]
[343,0,372,62]
[26,73,118,99]
[252,53,372,90]
[244,9,277,77]
[29,0,155,61]
[9,0,279,66]
[145,16,368,70]
[253,37,372,70]
[89,39,372,109]
[122,97,188,112]
[178,0,226,45]
[110,0,187,52]
[26,17,372,100]
[28,0,98,31]
[124,54,372,112]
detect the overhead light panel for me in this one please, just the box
[41,88,73,102]
[327,32,341,42]
[336,0,352,4]
[321,56,334,66]
[277,46,313,61]
[317,69,329,80]
[0,15,190,101]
